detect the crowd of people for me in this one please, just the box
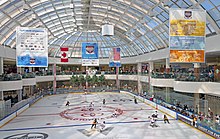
[148,95,220,131]
[151,68,218,82]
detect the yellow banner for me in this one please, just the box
[170,20,205,36]
[170,50,205,63]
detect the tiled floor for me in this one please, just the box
[0,92,213,139]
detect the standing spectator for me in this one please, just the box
[192,116,197,127]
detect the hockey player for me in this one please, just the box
[91,119,98,129]
[99,121,106,132]
[164,115,170,124]
[65,101,70,106]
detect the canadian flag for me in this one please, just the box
[60,47,68,62]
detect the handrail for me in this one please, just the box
[0,95,42,120]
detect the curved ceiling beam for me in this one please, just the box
[0,0,168,48]
[2,14,162,52]
[1,0,160,32]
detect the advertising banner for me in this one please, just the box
[170,50,205,63]
[82,42,99,66]
[16,27,48,67]
[109,48,121,67]
[169,9,206,63]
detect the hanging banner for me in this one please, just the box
[109,48,121,67]
[60,47,68,62]
[169,9,206,63]
[82,42,99,66]
[16,27,48,67]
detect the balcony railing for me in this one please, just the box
[0,73,22,81]
[151,72,219,82]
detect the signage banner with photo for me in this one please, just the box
[169,9,206,63]
[16,27,48,67]
[109,48,121,67]
[81,42,99,66]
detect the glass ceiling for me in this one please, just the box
[0,0,220,58]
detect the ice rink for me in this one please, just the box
[0,92,213,139]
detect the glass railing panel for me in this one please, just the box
[0,73,22,81]
[22,72,36,78]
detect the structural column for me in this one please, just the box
[0,91,3,100]
[53,63,56,94]
[86,66,88,90]
[137,63,142,95]
[194,63,200,81]
[0,57,3,75]
[29,67,33,72]
[166,58,170,73]
[23,86,30,97]
[165,87,171,103]
[116,67,120,90]
[194,93,200,114]
[148,62,154,96]
[17,90,22,102]
[17,67,21,74]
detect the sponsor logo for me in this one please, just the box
[86,46,94,54]
[30,58,35,64]
[197,124,220,138]
[4,132,48,139]
[184,11,192,19]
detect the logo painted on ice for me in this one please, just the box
[3,132,49,139]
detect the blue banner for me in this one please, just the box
[170,36,205,50]
[82,42,99,66]
[109,62,121,67]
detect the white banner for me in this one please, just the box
[82,59,99,66]
[16,27,48,67]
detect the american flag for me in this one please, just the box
[113,48,120,61]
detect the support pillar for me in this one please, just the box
[29,67,32,72]
[194,63,200,81]
[17,90,22,102]
[86,66,88,90]
[53,63,56,94]
[29,86,31,96]
[17,67,22,74]
[23,86,30,97]
[194,93,200,114]
[0,91,3,100]
[148,62,154,96]
[165,87,170,103]
[30,86,34,96]
[116,67,120,90]
[137,63,142,95]
[166,58,170,73]
[0,57,3,75]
